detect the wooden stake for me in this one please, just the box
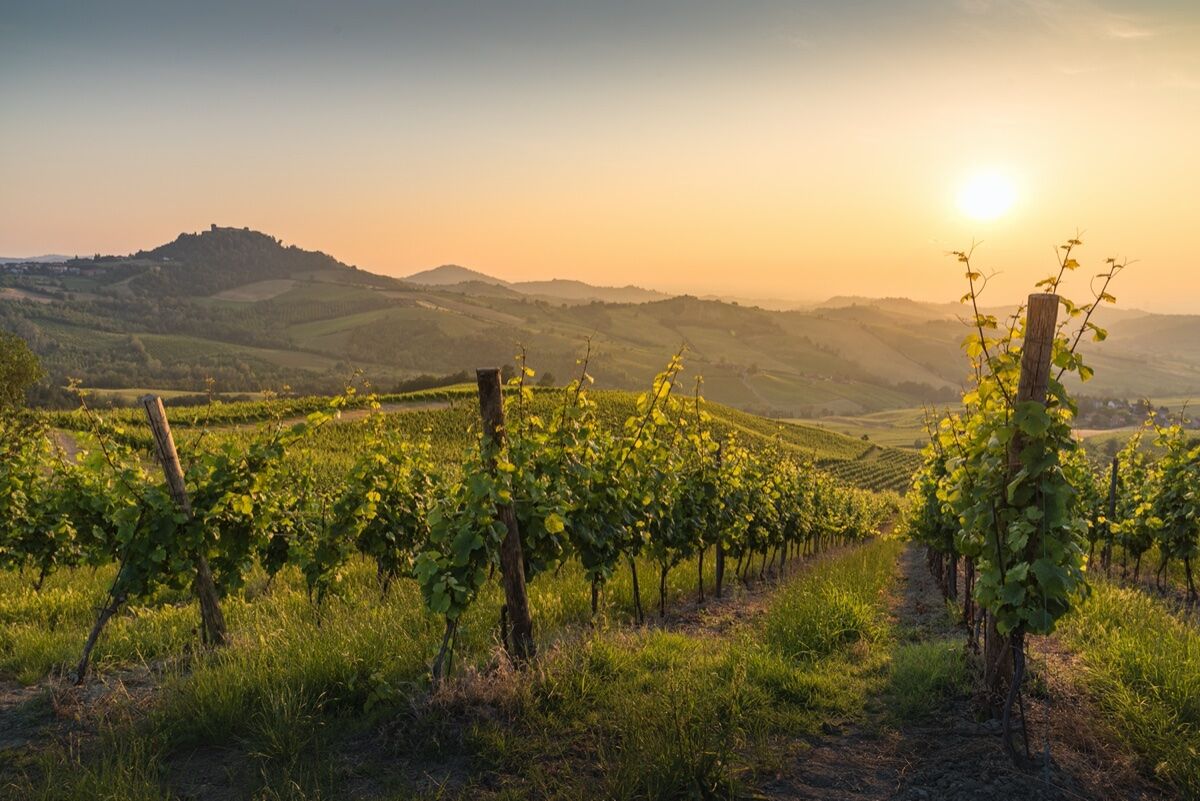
[1102,456,1118,574]
[140,395,227,647]
[714,442,726,598]
[987,293,1059,694]
[474,369,536,661]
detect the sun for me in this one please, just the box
[957,171,1017,221]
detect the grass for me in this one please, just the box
[2,541,903,800]
[1058,580,1200,798]
[0,543,737,688]
[787,407,932,450]
[886,639,969,720]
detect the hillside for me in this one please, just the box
[0,254,70,264]
[2,225,1199,414]
[511,279,668,304]
[403,264,505,286]
[405,264,669,304]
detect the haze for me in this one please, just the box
[2,1,1198,311]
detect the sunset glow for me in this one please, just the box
[957,172,1017,222]
[3,2,1200,310]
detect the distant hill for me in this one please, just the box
[55,225,400,298]
[0,255,70,264]
[817,296,971,320]
[513,279,668,304]
[404,264,507,286]
[2,224,1198,413]
[425,280,526,299]
[405,266,669,305]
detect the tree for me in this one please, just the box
[0,331,44,408]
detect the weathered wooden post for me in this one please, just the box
[475,369,536,662]
[141,395,227,647]
[714,441,726,598]
[1102,456,1118,574]
[985,293,1058,694]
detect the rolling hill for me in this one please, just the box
[0,255,71,264]
[404,264,669,304]
[2,225,1198,414]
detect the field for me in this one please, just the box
[0,380,1195,800]
[42,388,921,495]
[787,407,932,450]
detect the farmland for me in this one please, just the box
[0,361,1196,799]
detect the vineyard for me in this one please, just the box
[42,385,921,495]
[905,243,1199,799]
[1,246,1198,801]
[3,354,895,672]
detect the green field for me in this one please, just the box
[787,407,933,450]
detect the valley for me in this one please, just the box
[4,226,1198,417]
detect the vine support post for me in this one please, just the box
[475,368,536,662]
[714,442,726,598]
[962,558,976,635]
[628,555,644,624]
[1102,456,1117,574]
[714,543,725,598]
[993,293,1058,757]
[141,394,226,647]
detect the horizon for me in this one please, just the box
[4,1,1200,312]
[0,223,1181,315]
[2,221,1180,316]
[0,222,1187,315]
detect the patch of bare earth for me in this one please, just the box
[758,543,1175,801]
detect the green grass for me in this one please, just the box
[787,407,933,450]
[3,541,903,800]
[1058,581,1200,798]
[886,639,969,720]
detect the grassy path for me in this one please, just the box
[766,543,1175,801]
[1,541,900,800]
[7,540,1190,800]
[1056,580,1200,798]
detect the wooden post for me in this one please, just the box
[714,441,725,598]
[475,369,536,662]
[141,395,226,647]
[1102,456,1118,574]
[986,294,1058,696]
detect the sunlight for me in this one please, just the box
[957,171,1017,221]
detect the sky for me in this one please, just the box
[2,0,1198,311]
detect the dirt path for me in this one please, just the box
[760,543,1172,801]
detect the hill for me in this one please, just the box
[2,224,1199,414]
[0,254,71,264]
[403,264,506,286]
[511,279,668,304]
[405,265,670,305]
